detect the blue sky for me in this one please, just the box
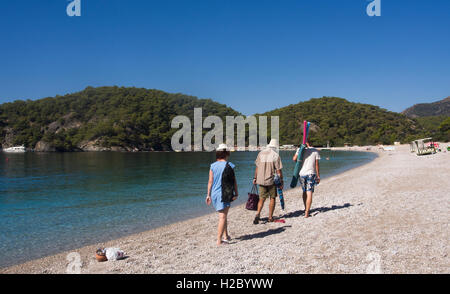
[0,0,449,115]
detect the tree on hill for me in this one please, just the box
[438,117,450,142]
[414,116,449,142]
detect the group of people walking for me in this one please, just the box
[206,139,321,245]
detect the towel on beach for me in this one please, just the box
[105,248,125,261]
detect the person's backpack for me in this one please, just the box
[221,162,236,203]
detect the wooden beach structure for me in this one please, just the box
[410,138,436,156]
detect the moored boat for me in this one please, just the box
[3,146,26,153]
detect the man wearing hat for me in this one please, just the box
[252,139,283,224]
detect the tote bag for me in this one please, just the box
[246,184,259,211]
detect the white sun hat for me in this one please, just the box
[267,139,279,149]
[216,143,229,151]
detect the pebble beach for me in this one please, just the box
[1,145,449,274]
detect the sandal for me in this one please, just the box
[253,216,260,225]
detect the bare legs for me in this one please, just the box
[255,197,264,217]
[217,206,230,245]
[302,191,313,217]
[268,198,275,221]
[255,197,276,223]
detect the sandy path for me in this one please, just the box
[1,145,449,274]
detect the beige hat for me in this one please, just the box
[267,139,279,149]
[216,143,229,151]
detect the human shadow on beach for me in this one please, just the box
[235,226,292,241]
[284,203,353,218]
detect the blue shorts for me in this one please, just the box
[300,174,316,193]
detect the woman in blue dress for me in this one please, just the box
[206,144,238,245]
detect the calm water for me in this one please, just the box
[0,150,376,267]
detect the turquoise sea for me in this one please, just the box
[0,150,376,268]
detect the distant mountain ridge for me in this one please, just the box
[402,97,450,118]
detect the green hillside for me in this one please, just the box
[1,90,445,151]
[0,86,240,151]
[258,97,426,146]
[401,96,450,142]
[414,116,449,142]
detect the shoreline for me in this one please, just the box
[0,149,377,270]
[2,145,449,273]
[1,144,391,153]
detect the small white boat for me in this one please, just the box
[3,146,26,153]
